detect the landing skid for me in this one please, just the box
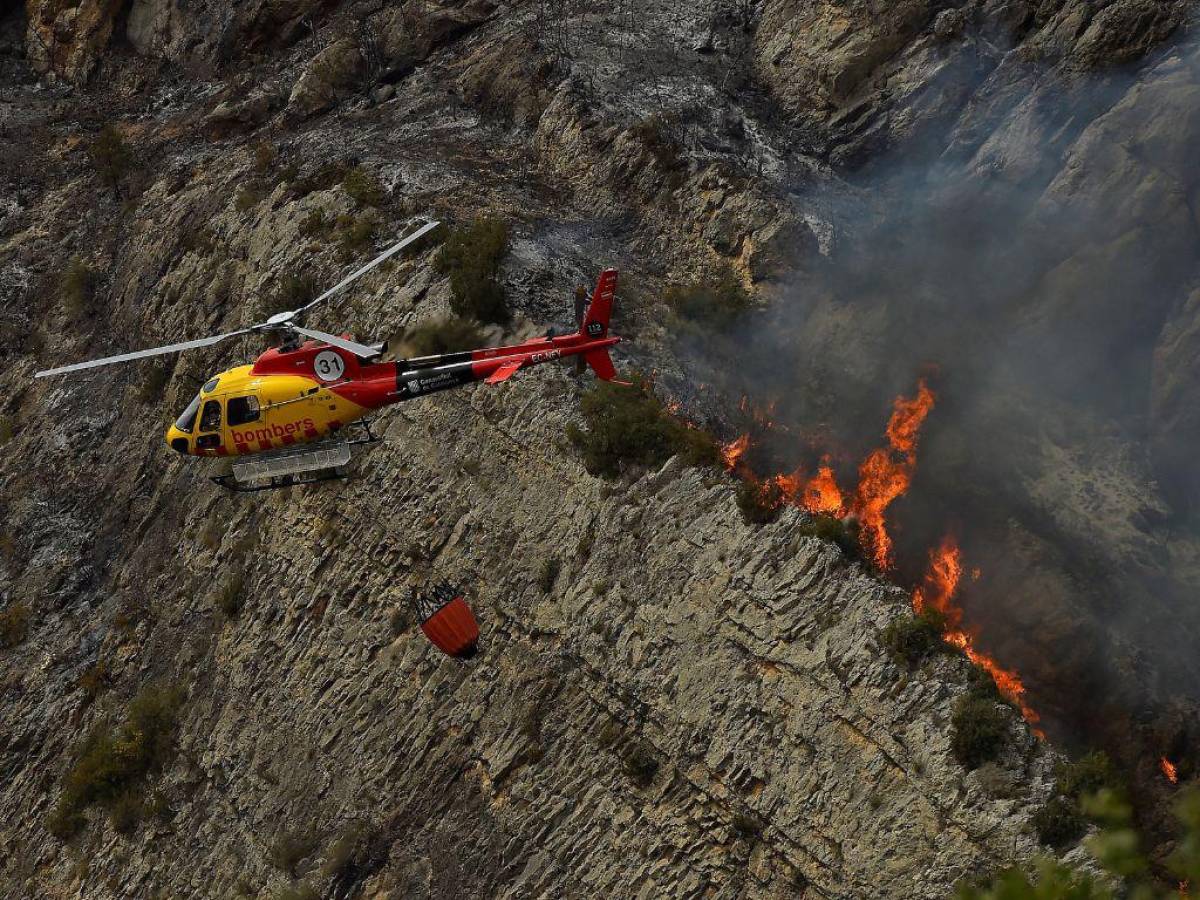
[211,419,379,493]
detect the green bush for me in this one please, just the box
[89,125,134,189]
[402,316,485,356]
[799,513,860,557]
[1056,751,1122,801]
[665,275,751,328]
[136,363,170,405]
[0,601,30,649]
[883,609,948,667]
[61,257,97,319]
[268,828,319,877]
[1032,796,1087,850]
[269,274,319,315]
[342,166,384,207]
[270,884,319,900]
[950,695,1010,770]
[566,378,721,478]
[736,479,781,525]
[109,789,144,835]
[77,659,112,703]
[253,140,277,174]
[214,573,244,619]
[236,183,267,212]
[0,414,12,446]
[50,683,184,839]
[621,743,659,787]
[299,208,333,240]
[435,217,510,324]
[336,212,378,257]
[538,557,560,593]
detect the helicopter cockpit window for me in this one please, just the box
[199,399,222,433]
[174,395,201,434]
[227,396,260,426]
[202,378,220,394]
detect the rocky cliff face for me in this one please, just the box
[1,0,1196,897]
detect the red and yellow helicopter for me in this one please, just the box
[36,221,623,490]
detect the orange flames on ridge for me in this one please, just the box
[1162,757,1180,784]
[715,378,1044,736]
[914,536,1042,734]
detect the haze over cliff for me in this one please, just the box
[1,1,1197,897]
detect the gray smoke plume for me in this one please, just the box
[677,24,1200,789]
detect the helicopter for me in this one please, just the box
[35,220,624,491]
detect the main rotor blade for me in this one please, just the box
[289,326,380,359]
[296,220,441,315]
[34,329,252,378]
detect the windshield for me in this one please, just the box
[175,395,201,433]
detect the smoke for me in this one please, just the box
[676,27,1200,766]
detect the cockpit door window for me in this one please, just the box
[174,395,201,433]
[227,395,260,426]
[199,399,222,433]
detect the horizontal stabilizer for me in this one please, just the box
[485,360,523,384]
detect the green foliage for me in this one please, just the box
[1056,751,1122,801]
[336,212,378,257]
[566,378,721,478]
[799,513,860,557]
[883,609,948,667]
[402,316,486,356]
[288,161,351,199]
[253,140,278,174]
[109,789,144,836]
[537,557,561,593]
[435,217,510,324]
[0,414,12,446]
[1033,796,1086,850]
[214,573,244,619]
[299,208,333,240]
[268,274,319,316]
[736,479,781,525]
[235,183,266,212]
[342,166,385,207]
[268,828,319,877]
[389,607,405,638]
[665,275,751,328]
[49,683,184,839]
[960,787,1200,899]
[0,601,30,649]
[136,363,170,405]
[88,125,134,189]
[950,695,1009,770]
[270,884,319,900]
[61,256,97,319]
[621,743,659,787]
[46,799,85,841]
[630,114,686,182]
[77,659,112,703]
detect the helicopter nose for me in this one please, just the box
[165,427,190,455]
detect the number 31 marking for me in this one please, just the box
[314,350,345,382]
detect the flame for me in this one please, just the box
[804,462,847,516]
[852,380,935,570]
[914,535,1043,735]
[721,433,750,470]
[1162,757,1180,784]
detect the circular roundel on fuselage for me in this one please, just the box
[313,350,346,382]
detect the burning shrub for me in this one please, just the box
[400,316,485,356]
[883,609,948,668]
[566,379,721,478]
[665,275,751,328]
[1032,796,1087,850]
[736,479,782,524]
[950,695,1010,770]
[435,217,510,324]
